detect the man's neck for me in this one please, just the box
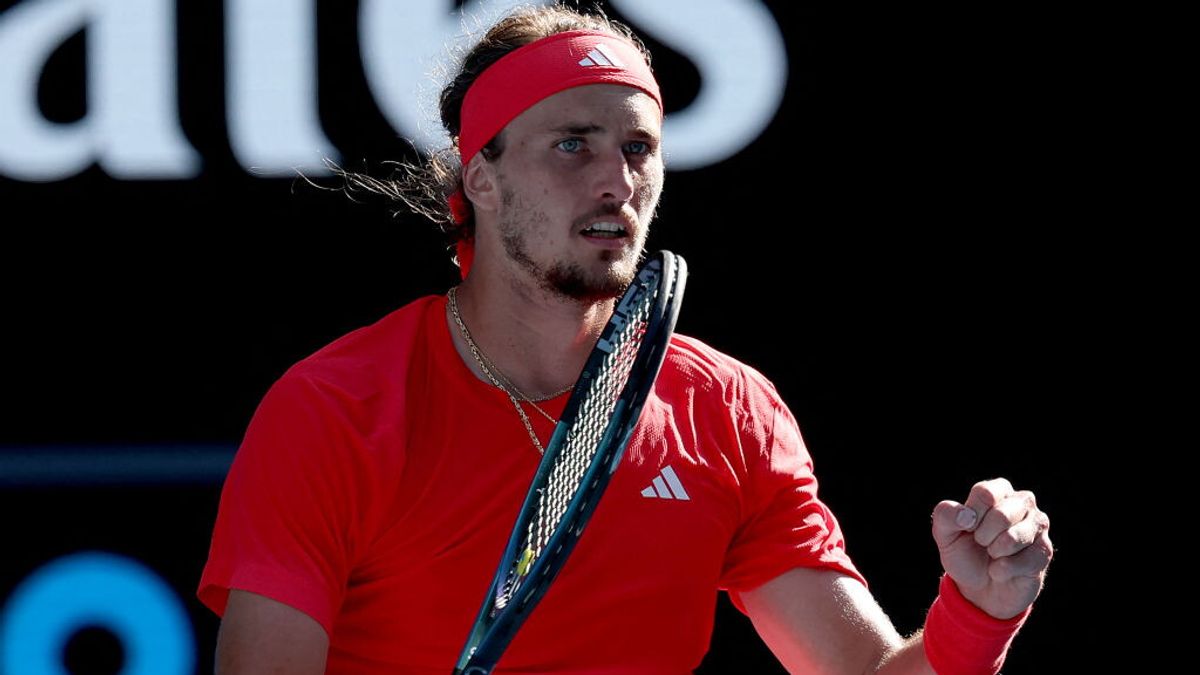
[447,274,614,400]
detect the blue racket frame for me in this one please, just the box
[454,251,687,674]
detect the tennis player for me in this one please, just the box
[199,5,1052,673]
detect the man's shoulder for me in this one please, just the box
[278,295,442,395]
[662,333,780,400]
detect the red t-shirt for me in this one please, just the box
[198,295,863,674]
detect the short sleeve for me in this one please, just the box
[719,397,865,601]
[197,372,363,636]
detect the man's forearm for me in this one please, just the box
[872,632,936,675]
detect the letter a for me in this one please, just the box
[0,0,200,181]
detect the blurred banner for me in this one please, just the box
[2,1,793,671]
[1,0,786,180]
[1,1,1085,673]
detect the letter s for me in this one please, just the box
[611,0,787,170]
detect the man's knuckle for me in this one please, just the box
[973,527,996,548]
[986,477,1013,493]
[989,532,1017,557]
[972,480,1001,505]
[1036,511,1051,531]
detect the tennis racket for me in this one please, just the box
[452,250,688,675]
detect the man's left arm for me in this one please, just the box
[738,478,1053,674]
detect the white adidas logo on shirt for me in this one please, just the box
[578,44,624,68]
[640,465,690,501]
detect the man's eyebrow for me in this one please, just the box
[546,124,660,140]
[549,123,605,135]
[628,126,660,141]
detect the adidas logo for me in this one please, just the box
[578,44,624,68]
[640,465,690,501]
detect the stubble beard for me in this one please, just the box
[498,187,646,303]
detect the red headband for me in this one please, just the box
[459,30,662,168]
[451,30,662,279]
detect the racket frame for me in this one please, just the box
[453,251,687,674]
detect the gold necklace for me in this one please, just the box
[447,287,570,454]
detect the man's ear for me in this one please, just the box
[462,153,500,213]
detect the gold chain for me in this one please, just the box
[447,287,570,454]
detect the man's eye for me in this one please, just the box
[556,139,584,153]
[625,141,650,155]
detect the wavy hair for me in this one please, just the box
[336,4,651,259]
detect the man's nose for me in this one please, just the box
[592,148,635,202]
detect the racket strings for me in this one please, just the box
[494,279,662,609]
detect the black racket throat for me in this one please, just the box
[453,251,687,675]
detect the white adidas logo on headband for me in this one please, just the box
[578,43,624,68]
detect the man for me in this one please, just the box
[199,6,1053,674]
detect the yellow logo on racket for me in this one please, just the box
[515,548,534,577]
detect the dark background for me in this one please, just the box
[1,1,1122,672]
